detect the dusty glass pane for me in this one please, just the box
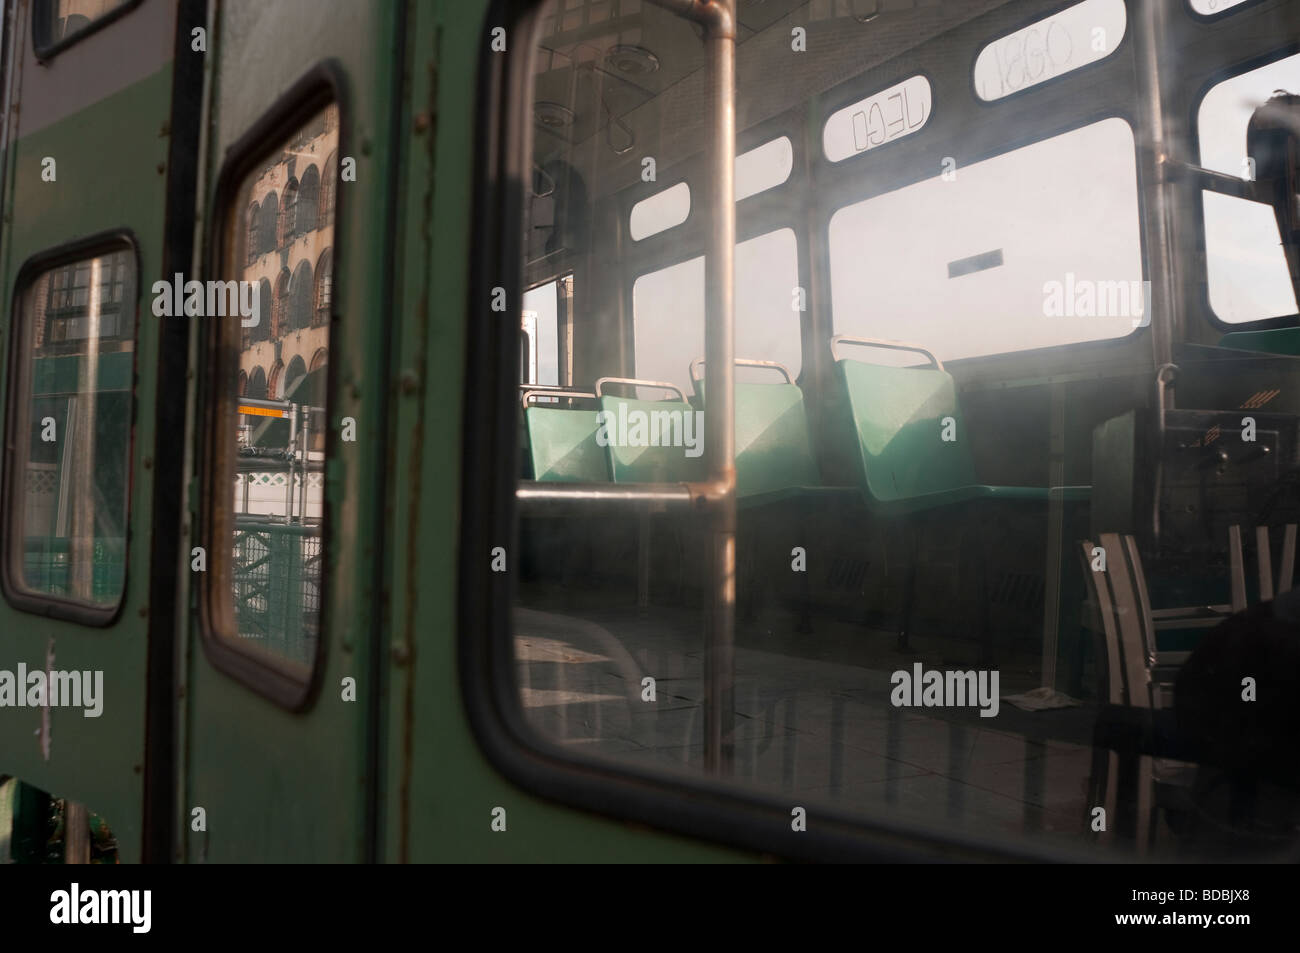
[514,0,1300,863]
[217,103,337,669]
[7,248,136,607]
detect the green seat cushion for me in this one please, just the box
[597,395,707,483]
[839,359,978,503]
[697,379,823,499]
[524,406,609,482]
[838,359,1090,512]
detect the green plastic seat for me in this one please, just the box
[835,340,1089,514]
[694,363,847,504]
[522,390,609,482]
[597,393,707,483]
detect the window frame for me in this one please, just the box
[31,0,143,62]
[197,62,346,711]
[462,0,1077,863]
[1,229,141,626]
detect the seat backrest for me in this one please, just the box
[696,375,822,498]
[597,393,706,483]
[1079,533,1157,709]
[837,358,978,503]
[522,390,609,482]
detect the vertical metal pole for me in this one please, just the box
[64,800,90,864]
[71,258,102,601]
[1137,0,1177,372]
[637,511,651,607]
[1040,383,1065,693]
[285,403,298,522]
[702,0,737,777]
[645,0,737,776]
[299,408,311,521]
[1137,0,1179,549]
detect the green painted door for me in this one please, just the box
[0,0,182,863]
[178,0,403,862]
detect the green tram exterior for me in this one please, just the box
[0,0,1299,863]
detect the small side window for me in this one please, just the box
[32,0,138,58]
[1188,0,1253,17]
[202,100,338,690]
[736,137,793,201]
[629,182,690,241]
[823,76,931,163]
[3,240,138,620]
[972,0,1127,102]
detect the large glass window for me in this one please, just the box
[829,118,1143,360]
[504,0,1300,864]
[633,228,801,395]
[1198,51,1300,323]
[5,245,136,612]
[208,103,337,673]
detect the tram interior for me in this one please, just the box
[512,0,1300,858]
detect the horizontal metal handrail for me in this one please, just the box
[594,376,688,402]
[520,388,596,408]
[688,356,793,385]
[517,481,696,511]
[829,334,944,371]
[233,518,324,537]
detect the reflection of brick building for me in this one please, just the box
[235,104,337,416]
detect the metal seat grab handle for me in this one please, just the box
[689,356,794,385]
[521,388,596,408]
[594,376,688,402]
[829,335,944,371]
